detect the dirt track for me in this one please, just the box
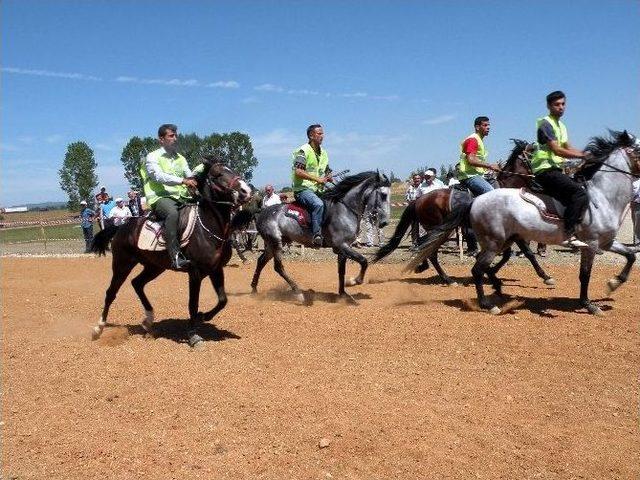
[2,256,639,479]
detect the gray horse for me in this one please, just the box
[251,171,391,301]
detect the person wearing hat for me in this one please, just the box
[418,168,446,196]
[108,197,132,226]
[79,200,95,253]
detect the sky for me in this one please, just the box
[1,0,639,206]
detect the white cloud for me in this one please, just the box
[340,92,368,98]
[207,80,240,89]
[251,128,299,158]
[286,89,320,96]
[115,76,200,87]
[254,83,284,92]
[423,114,456,125]
[2,66,102,81]
[45,134,63,144]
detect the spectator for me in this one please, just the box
[279,192,289,203]
[109,197,132,226]
[405,174,423,248]
[128,190,143,217]
[79,200,95,253]
[356,206,386,248]
[262,184,282,208]
[419,168,446,195]
[96,196,116,229]
[447,166,460,186]
[95,185,109,204]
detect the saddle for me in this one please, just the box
[519,188,565,220]
[284,202,311,227]
[137,205,198,251]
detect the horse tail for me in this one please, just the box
[91,224,119,256]
[404,202,472,273]
[373,200,417,263]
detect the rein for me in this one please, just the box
[585,148,640,179]
[196,202,231,244]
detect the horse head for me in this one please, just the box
[620,130,640,174]
[366,170,392,228]
[199,155,252,205]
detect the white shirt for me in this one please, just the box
[418,178,446,196]
[262,193,282,208]
[448,177,460,186]
[633,179,640,204]
[109,205,132,226]
[405,184,420,201]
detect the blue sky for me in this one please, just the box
[2,0,639,206]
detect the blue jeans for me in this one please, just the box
[461,175,494,197]
[294,189,324,237]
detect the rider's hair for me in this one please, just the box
[158,124,178,138]
[306,124,322,139]
[546,91,565,105]
[474,116,489,127]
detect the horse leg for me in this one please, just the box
[251,244,274,293]
[337,245,368,287]
[485,248,511,295]
[92,258,137,340]
[273,247,304,302]
[202,268,228,322]
[514,238,555,286]
[131,265,165,335]
[472,249,501,314]
[413,258,430,274]
[578,248,603,315]
[603,240,637,294]
[429,251,457,286]
[187,270,205,347]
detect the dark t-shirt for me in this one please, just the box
[536,119,557,146]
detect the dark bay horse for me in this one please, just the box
[251,171,391,301]
[91,159,252,347]
[374,140,554,286]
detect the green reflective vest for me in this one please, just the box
[458,133,488,180]
[291,143,329,193]
[140,151,192,206]
[531,116,568,173]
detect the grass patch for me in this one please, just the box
[0,224,85,243]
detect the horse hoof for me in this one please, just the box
[345,277,358,287]
[448,281,459,287]
[586,303,605,316]
[607,278,621,294]
[489,306,501,315]
[91,326,102,340]
[544,277,556,286]
[293,292,305,303]
[188,334,205,348]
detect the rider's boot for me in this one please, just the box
[168,242,191,270]
[312,234,323,247]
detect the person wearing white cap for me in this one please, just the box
[108,197,132,226]
[418,168,446,196]
[79,200,95,252]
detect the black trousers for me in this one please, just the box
[534,168,588,233]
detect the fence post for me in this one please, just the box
[40,222,47,251]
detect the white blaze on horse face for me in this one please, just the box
[237,180,252,202]
[377,186,391,227]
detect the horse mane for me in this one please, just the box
[580,130,635,180]
[323,171,384,202]
[501,139,529,171]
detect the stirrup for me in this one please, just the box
[171,251,191,270]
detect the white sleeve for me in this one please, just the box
[145,150,184,185]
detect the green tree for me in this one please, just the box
[59,141,98,209]
[120,136,159,191]
[201,132,258,181]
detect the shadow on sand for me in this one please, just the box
[124,318,240,344]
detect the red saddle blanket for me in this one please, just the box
[284,203,310,227]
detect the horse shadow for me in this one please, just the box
[125,318,241,344]
[302,289,372,306]
[443,294,613,318]
[398,275,470,286]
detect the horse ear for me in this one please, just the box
[376,169,381,182]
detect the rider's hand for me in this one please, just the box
[490,164,502,172]
[317,176,327,185]
[182,178,198,189]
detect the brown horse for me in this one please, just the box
[90,159,252,348]
[374,140,554,286]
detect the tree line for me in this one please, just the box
[59,132,258,209]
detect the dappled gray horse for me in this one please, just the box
[418,130,640,315]
[251,171,391,300]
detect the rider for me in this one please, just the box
[140,123,198,270]
[292,124,333,247]
[457,116,501,196]
[457,116,501,255]
[531,91,589,247]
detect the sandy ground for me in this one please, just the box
[2,252,639,479]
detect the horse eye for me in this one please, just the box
[380,193,388,201]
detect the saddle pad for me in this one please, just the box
[519,188,564,220]
[284,203,310,227]
[137,205,198,251]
